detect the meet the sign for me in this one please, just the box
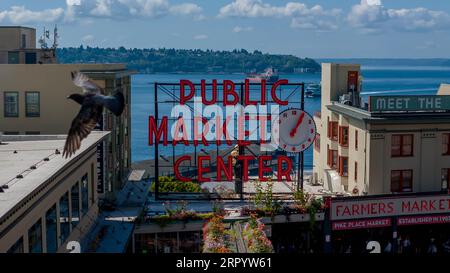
[330,194,450,220]
[369,95,450,112]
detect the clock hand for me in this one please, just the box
[290,112,305,137]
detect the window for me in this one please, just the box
[355,130,358,150]
[441,169,450,190]
[391,170,413,193]
[28,219,43,253]
[71,183,81,229]
[25,52,37,64]
[8,51,19,64]
[7,237,24,253]
[46,204,58,253]
[21,34,26,48]
[328,121,338,141]
[339,157,348,177]
[81,174,89,215]
[327,146,338,169]
[25,92,40,117]
[391,135,413,157]
[354,162,358,181]
[25,131,40,135]
[443,134,450,155]
[314,134,320,152]
[4,92,19,117]
[339,126,349,147]
[59,192,70,243]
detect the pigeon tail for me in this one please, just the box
[103,91,125,116]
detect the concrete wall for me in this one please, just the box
[367,123,450,194]
[0,145,99,253]
[0,27,36,50]
[313,63,361,191]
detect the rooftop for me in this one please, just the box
[327,100,450,124]
[0,132,109,221]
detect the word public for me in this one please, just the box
[148,79,293,182]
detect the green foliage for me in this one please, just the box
[57,47,321,73]
[150,176,203,193]
[253,181,282,217]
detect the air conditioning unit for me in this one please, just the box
[339,94,352,105]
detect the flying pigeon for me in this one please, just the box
[63,71,125,158]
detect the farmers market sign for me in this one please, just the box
[330,194,450,220]
[369,95,450,112]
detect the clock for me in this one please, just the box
[272,108,316,153]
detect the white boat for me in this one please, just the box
[246,68,279,83]
[305,83,321,97]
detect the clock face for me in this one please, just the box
[272,108,316,153]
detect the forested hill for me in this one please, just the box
[56,47,321,74]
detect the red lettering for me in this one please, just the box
[277,155,292,181]
[237,155,254,181]
[201,79,217,105]
[270,80,288,105]
[148,116,168,146]
[180,80,195,104]
[258,155,272,181]
[223,80,239,105]
[174,155,191,182]
[198,156,210,182]
[216,156,233,181]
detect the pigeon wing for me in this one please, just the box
[98,91,125,116]
[71,71,104,94]
[63,105,101,158]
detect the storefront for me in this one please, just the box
[327,192,450,254]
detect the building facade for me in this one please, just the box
[0,132,108,253]
[0,26,132,199]
[313,63,450,195]
[0,26,57,64]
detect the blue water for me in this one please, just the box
[131,65,450,168]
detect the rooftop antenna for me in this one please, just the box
[38,27,48,49]
[52,24,59,49]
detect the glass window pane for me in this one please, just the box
[7,237,24,253]
[46,204,58,253]
[391,171,401,192]
[8,51,19,64]
[71,183,80,229]
[28,219,42,253]
[403,170,413,191]
[26,92,40,117]
[59,192,70,244]
[4,92,18,117]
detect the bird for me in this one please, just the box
[63,71,125,158]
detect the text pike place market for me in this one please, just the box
[148,79,314,183]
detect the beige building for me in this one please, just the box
[313,63,450,195]
[0,26,57,64]
[0,26,133,199]
[0,132,108,253]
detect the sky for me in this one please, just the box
[0,0,449,58]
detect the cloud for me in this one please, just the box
[233,26,254,33]
[0,6,65,24]
[218,0,341,31]
[193,34,208,40]
[348,0,450,32]
[82,34,95,44]
[65,0,204,21]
